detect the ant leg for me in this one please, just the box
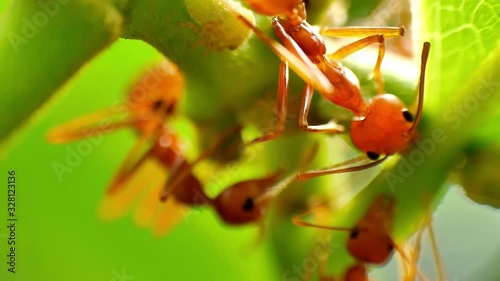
[223,3,333,94]
[106,137,154,195]
[292,201,352,231]
[297,155,387,181]
[400,222,425,281]
[299,83,345,133]
[248,61,289,144]
[46,107,135,143]
[134,182,164,228]
[427,216,447,281]
[152,196,187,237]
[98,158,162,221]
[327,35,388,95]
[320,26,405,38]
[106,122,164,195]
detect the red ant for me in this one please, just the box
[294,195,411,280]
[224,1,431,178]
[98,127,316,236]
[295,195,446,281]
[47,60,185,195]
[48,59,314,235]
[97,128,287,236]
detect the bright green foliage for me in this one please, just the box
[0,1,125,139]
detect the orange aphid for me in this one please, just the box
[225,1,431,177]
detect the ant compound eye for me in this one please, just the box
[367,152,380,160]
[402,109,414,122]
[153,100,176,114]
[388,244,394,252]
[242,197,255,212]
[350,228,360,239]
[153,100,164,110]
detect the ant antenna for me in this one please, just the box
[292,199,353,231]
[411,42,431,131]
[391,241,430,281]
[254,142,319,205]
[297,155,388,181]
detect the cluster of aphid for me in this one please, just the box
[47,0,438,280]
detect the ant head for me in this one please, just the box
[350,94,417,158]
[347,196,396,264]
[351,42,430,160]
[127,61,184,132]
[213,171,283,225]
[347,226,394,265]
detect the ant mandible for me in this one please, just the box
[224,0,431,178]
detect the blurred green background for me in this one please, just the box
[1,0,500,281]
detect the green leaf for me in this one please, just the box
[0,1,124,141]
[417,0,500,114]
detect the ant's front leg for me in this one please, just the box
[299,83,344,134]
[248,61,289,145]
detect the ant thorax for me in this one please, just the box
[276,18,327,60]
[350,94,415,157]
